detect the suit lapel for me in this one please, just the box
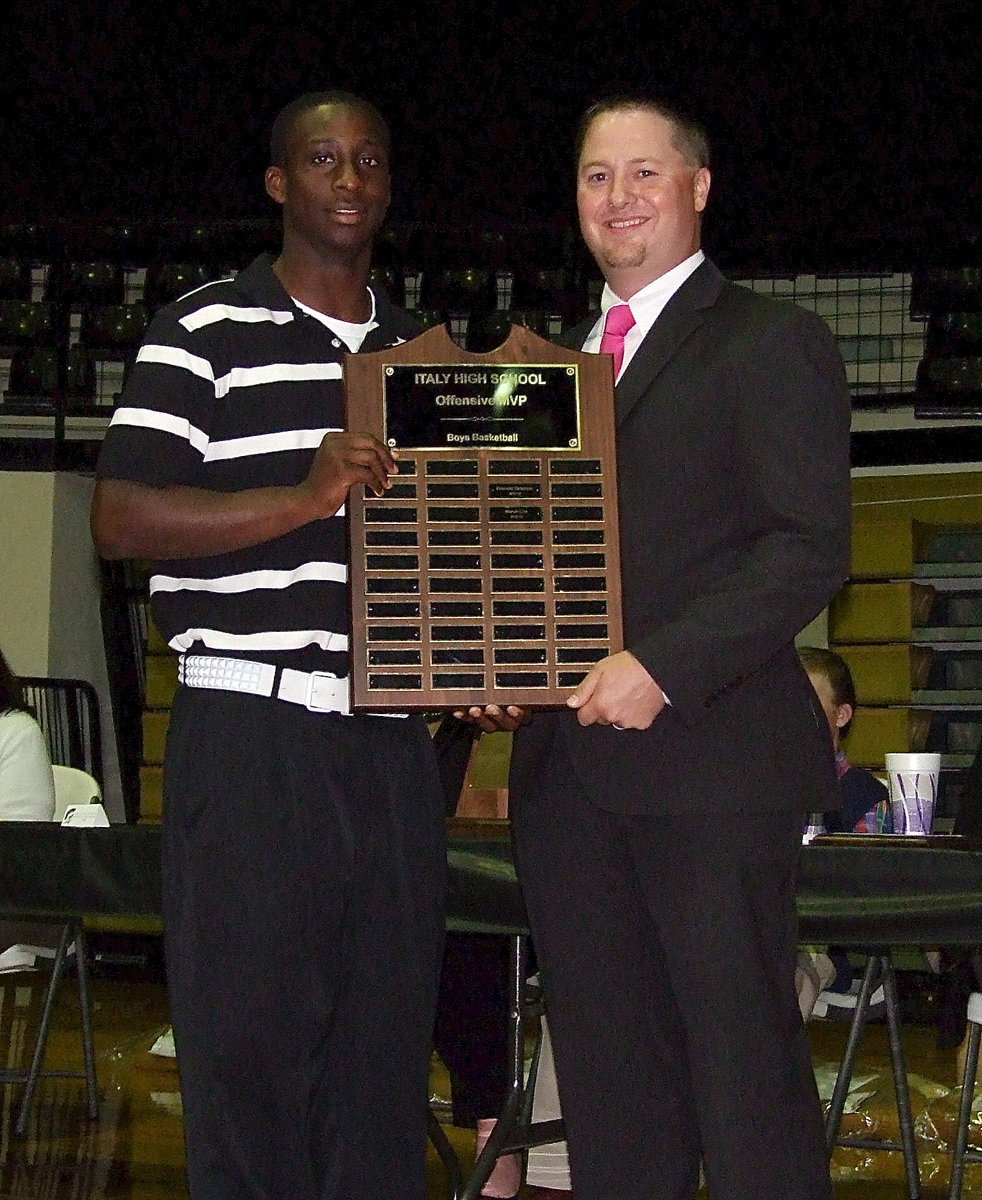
[613,260,724,424]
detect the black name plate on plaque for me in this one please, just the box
[383,365,579,450]
[343,324,623,712]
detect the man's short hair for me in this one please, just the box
[575,94,711,170]
[797,645,858,711]
[269,90,390,167]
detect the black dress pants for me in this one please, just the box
[162,688,446,1200]
[510,731,832,1200]
[433,932,511,1128]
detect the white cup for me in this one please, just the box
[885,752,940,835]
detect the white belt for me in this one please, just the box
[179,655,355,714]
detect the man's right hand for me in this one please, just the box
[92,430,397,562]
[301,431,398,519]
[451,705,529,734]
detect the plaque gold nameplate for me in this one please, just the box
[344,323,623,712]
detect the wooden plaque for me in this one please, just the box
[343,323,623,712]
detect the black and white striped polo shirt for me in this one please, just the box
[97,254,421,676]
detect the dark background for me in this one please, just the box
[2,0,979,269]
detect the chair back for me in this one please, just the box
[51,765,102,822]
[19,677,104,792]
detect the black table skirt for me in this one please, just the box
[447,828,982,948]
[2,823,981,949]
[0,823,163,921]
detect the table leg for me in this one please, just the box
[881,954,921,1200]
[825,954,881,1149]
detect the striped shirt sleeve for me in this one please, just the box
[96,306,220,488]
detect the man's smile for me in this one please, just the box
[330,206,367,222]
[606,216,648,229]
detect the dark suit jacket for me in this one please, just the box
[510,258,852,817]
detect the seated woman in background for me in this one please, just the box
[798,644,892,835]
[796,645,891,1019]
[0,647,57,972]
[0,649,55,821]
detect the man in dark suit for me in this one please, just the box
[497,96,851,1200]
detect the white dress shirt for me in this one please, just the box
[582,250,705,380]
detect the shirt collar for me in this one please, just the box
[600,249,705,337]
[294,287,377,332]
[240,253,385,328]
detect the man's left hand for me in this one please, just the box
[567,651,667,729]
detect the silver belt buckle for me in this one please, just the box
[305,671,347,713]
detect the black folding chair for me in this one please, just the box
[18,677,103,791]
[4,677,105,1133]
[0,919,98,1137]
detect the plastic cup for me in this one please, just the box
[885,752,941,835]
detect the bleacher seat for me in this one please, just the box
[63,342,98,405]
[5,344,59,404]
[142,262,212,313]
[509,266,586,330]
[78,303,148,352]
[45,260,126,307]
[467,308,550,352]
[0,257,32,300]
[410,308,445,332]
[69,303,147,408]
[0,301,62,410]
[419,267,496,320]
[0,300,58,346]
[914,268,982,418]
[368,264,406,306]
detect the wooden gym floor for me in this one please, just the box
[2,962,982,1198]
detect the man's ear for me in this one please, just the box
[835,702,853,730]
[265,166,286,206]
[693,167,711,213]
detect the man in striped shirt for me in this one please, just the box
[92,91,445,1200]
